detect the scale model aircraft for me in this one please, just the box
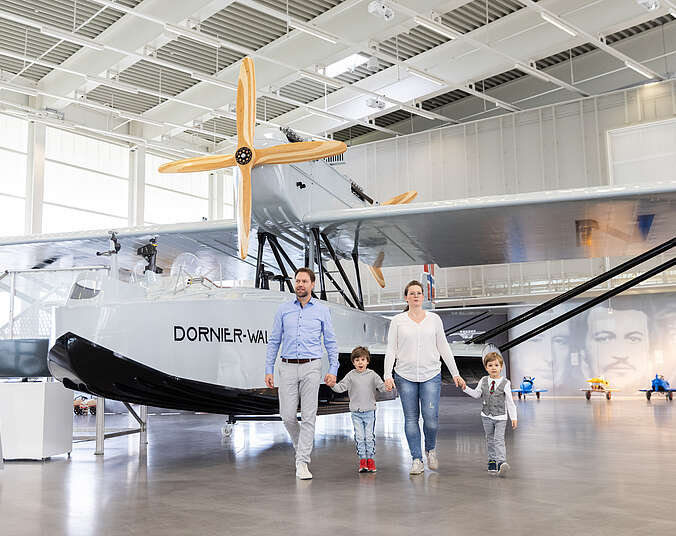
[581,377,619,400]
[512,376,547,399]
[639,374,676,401]
[0,57,674,424]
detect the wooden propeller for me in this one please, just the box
[158,57,347,259]
[367,190,419,288]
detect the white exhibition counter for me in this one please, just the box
[0,381,73,460]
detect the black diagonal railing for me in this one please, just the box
[499,255,676,352]
[468,236,676,345]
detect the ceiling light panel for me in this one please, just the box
[406,67,446,86]
[325,54,369,77]
[287,20,338,44]
[540,12,578,36]
[413,16,458,40]
[624,60,656,78]
[164,23,222,48]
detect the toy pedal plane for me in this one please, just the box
[639,374,676,401]
[512,376,547,399]
[581,377,619,400]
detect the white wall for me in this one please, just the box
[342,81,676,202]
[335,80,676,306]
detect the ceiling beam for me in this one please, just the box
[519,0,664,81]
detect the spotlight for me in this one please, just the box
[368,1,395,21]
[636,0,660,10]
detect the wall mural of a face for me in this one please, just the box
[508,293,675,396]
[585,307,650,391]
[508,306,575,394]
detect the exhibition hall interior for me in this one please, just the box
[0,0,675,534]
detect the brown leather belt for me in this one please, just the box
[282,358,316,364]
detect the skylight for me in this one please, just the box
[325,53,369,78]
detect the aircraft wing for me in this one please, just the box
[0,220,303,280]
[305,182,676,267]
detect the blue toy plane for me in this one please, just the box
[512,376,547,399]
[639,374,676,401]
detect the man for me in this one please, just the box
[265,267,338,480]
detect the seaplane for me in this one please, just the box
[1,57,675,426]
[581,377,618,400]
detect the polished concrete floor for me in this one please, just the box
[1,397,675,536]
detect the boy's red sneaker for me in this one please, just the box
[366,458,376,472]
[358,459,368,473]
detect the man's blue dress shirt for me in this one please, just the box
[265,297,339,375]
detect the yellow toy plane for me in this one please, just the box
[581,377,619,400]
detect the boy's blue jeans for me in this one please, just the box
[351,410,376,459]
[394,372,442,461]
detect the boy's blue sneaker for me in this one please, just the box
[497,462,510,477]
[487,460,497,473]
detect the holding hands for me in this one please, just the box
[453,375,467,390]
[384,378,395,391]
[324,373,337,387]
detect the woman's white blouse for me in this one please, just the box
[384,312,460,382]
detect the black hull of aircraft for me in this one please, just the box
[48,332,359,416]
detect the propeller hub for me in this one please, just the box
[235,146,253,165]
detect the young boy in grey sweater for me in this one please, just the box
[331,346,389,473]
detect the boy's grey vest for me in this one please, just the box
[480,376,507,416]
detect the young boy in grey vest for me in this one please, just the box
[462,345,517,476]
[331,346,389,473]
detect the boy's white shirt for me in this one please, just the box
[463,376,518,421]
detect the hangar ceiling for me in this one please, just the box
[0,0,674,154]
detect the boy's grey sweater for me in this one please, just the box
[331,369,387,412]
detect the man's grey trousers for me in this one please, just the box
[278,359,322,464]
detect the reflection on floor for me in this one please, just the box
[1,398,674,535]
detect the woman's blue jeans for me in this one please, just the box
[394,372,442,461]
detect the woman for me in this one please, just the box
[384,280,466,475]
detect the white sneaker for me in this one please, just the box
[497,462,510,477]
[296,461,313,480]
[426,450,439,470]
[409,459,425,475]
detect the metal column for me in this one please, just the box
[320,232,363,310]
[8,272,15,339]
[351,252,364,307]
[254,232,267,288]
[311,228,327,300]
[139,405,148,447]
[95,396,105,455]
[265,234,294,292]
